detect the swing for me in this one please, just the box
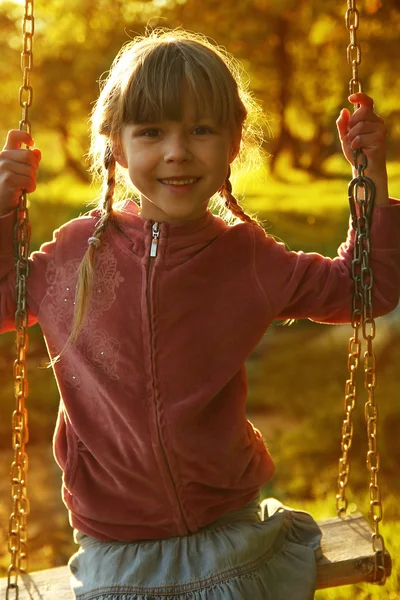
[0,1,393,597]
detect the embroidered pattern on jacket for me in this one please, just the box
[44,241,125,383]
[85,329,120,381]
[45,257,81,325]
[60,360,83,389]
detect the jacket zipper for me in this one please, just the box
[150,222,160,258]
[147,222,190,531]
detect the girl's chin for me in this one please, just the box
[139,198,209,223]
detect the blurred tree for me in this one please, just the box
[0,0,399,178]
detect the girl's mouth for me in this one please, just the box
[157,178,201,194]
[159,178,199,186]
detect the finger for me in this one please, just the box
[0,158,38,191]
[348,107,384,130]
[2,129,34,151]
[0,168,37,197]
[348,92,382,123]
[336,108,351,142]
[31,148,41,164]
[348,92,374,109]
[0,157,38,178]
[8,173,38,194]
[0,149,40,175]
[1,147,38,163]
[350,131,386,153]
[348,121,386,143]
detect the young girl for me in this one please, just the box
[1,29,399,600]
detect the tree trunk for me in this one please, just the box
[269,15,300,175]
[307,124,337,178]
[57,124,91,184]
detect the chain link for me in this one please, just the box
[346,0,362,97]
[6,1,34,598]
[336,0,388,585]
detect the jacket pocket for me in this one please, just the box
[53,401,79,494]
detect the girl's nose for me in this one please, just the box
[163,134,192,162]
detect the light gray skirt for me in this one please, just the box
[68,496,322,600]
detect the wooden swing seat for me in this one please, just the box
[0,513,392,597]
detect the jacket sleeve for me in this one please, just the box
[0,209,61,334]
[252,199,400,324]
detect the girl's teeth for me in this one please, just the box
[161,179,197,185]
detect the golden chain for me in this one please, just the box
[336,0,387,585]
[6,1,34,598]
[346,0,362,98]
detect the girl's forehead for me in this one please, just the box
[124,70,229,126]
[173,88,214,120]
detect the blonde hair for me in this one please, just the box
[57,28,267,359]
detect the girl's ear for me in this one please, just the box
[113,143,128,168]
[114,152,128,169]
[229,143,239,163]
[229,130,242,163]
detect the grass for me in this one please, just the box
[236,156,400,216]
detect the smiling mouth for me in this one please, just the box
[159,178,200,186]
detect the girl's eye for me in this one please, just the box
[140,128,161,138]
[193,126,213,135]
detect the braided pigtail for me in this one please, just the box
[219,167,261,228]
[49,149,118,365]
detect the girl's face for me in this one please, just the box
[117,91,239,224]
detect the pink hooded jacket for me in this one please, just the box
[1,198,399,541]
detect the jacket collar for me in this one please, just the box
[97,199,230,264]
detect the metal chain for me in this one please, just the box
[346,0,362,98]
[6,1,34,598]
[336,0,387,585]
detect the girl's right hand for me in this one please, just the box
[0,129,41,216]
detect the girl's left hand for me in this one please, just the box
[336,92,388,205]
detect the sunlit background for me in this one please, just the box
[0,1,399,598]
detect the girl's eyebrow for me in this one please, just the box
[130,115,217,127]
[129,122,161,128]
[189,110,214,119]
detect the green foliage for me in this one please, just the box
[1,0,400,178]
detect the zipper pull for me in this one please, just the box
[150,222,160,257]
